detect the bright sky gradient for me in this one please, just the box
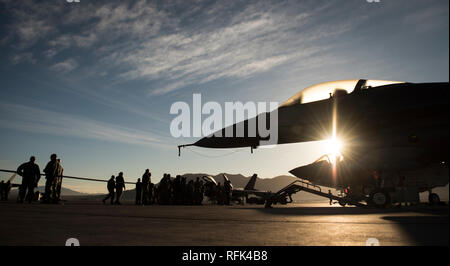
[0,0,448,193]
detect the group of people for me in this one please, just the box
[2,155,236,206]
[104,171,208,206]
[153,174,205,205]
[209,179,233,205]
[136,172,234,206]
[101,169,235,206]
[3,154,64,204]
[102,172,126,205]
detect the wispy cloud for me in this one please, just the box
[50,58,78,73]
[2,0,446,99]
[11,52,36,65]
[1,0,365,96]
[107,1,356,95]
[0,102,172,149]
[1,0,62,48]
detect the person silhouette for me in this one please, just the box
[135,178,142,205]
[103,175,115,205]
[115,172,125,205]
[43,154,63,204]
[141,169,151,205]
[16,156,41,203]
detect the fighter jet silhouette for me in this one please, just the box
[180,79,449,208]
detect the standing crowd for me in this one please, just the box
[1,156,234,206]
[0,154,64,204]
[102,170,234,206]
[103,170,209,205]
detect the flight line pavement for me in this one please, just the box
[0,201,447,246]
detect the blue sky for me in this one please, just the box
[0,0,448,193]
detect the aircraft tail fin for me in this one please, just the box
[244,174,258,190]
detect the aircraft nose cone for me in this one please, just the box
[289,166,313,181]
[289,161,333,185]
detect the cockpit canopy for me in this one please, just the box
[202,175,217,185]
[314,153,344,164]
[280,79,404,107]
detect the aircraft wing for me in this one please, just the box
[251,190,274,198]
[187,101,334,149]
[232,188,274,199]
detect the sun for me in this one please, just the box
[323,137,343,159]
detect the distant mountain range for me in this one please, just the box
[9,186,87,198]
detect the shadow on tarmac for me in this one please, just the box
[382,215,449,246]
[238,204,449,216]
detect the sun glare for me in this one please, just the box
[324,137,343,159]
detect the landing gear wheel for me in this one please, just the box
[338,199,347,207]
[428,193,440,205]
[370,189,390,208]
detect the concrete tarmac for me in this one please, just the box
[0,201,448,246]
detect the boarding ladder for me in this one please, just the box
[264,179,367,208]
